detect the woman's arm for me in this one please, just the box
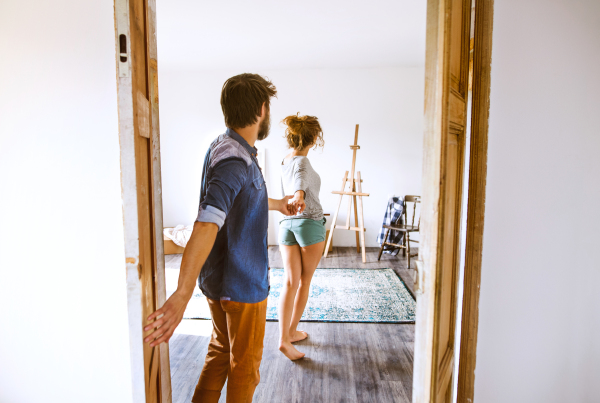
[292,159,309,199]
[290,159,309,214]
[289,190,306,215]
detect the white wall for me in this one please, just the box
[159,67,424,247]
[155,0,427,70]
[475,1,600,402]
[0,1,133,402]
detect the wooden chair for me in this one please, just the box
[377,195,421,269]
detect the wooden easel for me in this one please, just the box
[323,124,370,263]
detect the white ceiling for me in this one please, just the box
[156,0,427,71]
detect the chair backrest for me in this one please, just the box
[403,195,421,229]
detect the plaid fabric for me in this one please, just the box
[377,197,405,255]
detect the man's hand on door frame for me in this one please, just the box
[144,291,188,347]
[143,221,218,347]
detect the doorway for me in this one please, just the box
[160,3,425,401]
[113,0,493,402]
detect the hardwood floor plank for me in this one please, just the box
[169,334,208,403]
[383,325,415,400]
[327,323,358,403]
[388,380,411,403]
[347,323,381,403]
[169,334,206,379]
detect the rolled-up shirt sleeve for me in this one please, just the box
[293,159,309,195]
[197,158,248,230]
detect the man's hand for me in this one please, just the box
[269,196,295,216]
[144,291,188,347]
[289,190,306,215]
[143,221,218,347]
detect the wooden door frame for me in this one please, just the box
[413,0,493,401]
[114,0,172,401]
[114,0,493,401]
[456,0,494,401]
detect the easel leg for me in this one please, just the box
[353,188,360,253]
[324,171,349,258]
[345,179,353,229]
[356,172,366,263]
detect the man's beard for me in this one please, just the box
[257,108,271,140]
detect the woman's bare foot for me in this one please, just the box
[279,341,305,361]
[290,330,308,343]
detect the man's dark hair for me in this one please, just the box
[220,73,277,129]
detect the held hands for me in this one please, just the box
[273,195,304,216]
[289,191,306,215]
[269,196,297,215]
[275,195,295,216]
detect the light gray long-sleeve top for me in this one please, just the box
[280,156,324,221]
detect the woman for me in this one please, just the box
[277,113,326,361]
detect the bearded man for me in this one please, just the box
[143,73,293,403]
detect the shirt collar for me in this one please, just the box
[226,128,258,158]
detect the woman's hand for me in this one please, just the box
[290,191,306,215]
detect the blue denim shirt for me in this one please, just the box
[195,129,269,303]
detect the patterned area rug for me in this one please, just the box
[166,268,415,323]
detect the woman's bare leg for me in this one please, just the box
[289,241,325,342]
[277,244,305,360]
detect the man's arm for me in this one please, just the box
[144,158,244,347]
[145,161,295,346]
[144,221,218,347]
[269,196,297,215]
[146,198,293,346]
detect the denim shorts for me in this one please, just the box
[278,218,326,247]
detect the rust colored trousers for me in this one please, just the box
[191,297,268,403]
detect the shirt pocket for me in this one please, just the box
[253,176,265,190]
[247,174,267,213]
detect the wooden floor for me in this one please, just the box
[169,246,416,403]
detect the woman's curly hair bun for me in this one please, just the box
[282,113,324,151]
